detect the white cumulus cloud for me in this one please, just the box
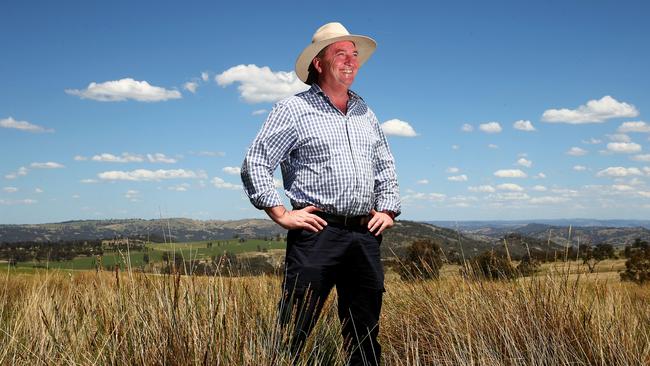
[416,179,429,185]
[92,153,144,163]
[530,196,569,204]
[222,166,241,175]
[448,174,468,182]
[252,109,268,116]
[583,138,602,144]
[147,153,177,163]
[403,191,446,202]
[30,162,64,169]
[66,78,182,102]
[631,154,650,162]
[494,169,527,178]
[618,121,650,133]
[183,81,199,94]
[3,187,18,193]
[196,151,226,157]
[612,184,634,191]
[211,177,241,190]
[1,117,54,133]
[446,167,460,173]
[513,120,536,131]
[168,183,190,192]
[98,169,206,181]
[541,96,638,124]
[0,199,37,206]
[567,147,588,156]
[607,142,642,154]
[573,165,587,171]
[517,158,532,168]
[381,119,418,137]
[479,122,502,134]
[216,64,309,103]
[596,167,642,177]
[607,133,631,142]
[5,166,29,179]
[496,183,524,192]
[531,185,547,192]
[488,192,530,201]
[125,190,140,202]
[468,185,496,193]
[461,123,474,132]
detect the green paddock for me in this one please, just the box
[13,238,286,270]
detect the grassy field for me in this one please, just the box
[12,238,286,271]
[0,260,648,365]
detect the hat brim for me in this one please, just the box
[295,35,376,84]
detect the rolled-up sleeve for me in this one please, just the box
[372,116,401,217]
[241,103,297,209]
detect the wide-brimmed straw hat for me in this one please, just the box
[295,22,376,84]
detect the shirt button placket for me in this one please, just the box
[344,115,359,215]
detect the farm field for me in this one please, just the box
[1,260,648,365]
[10,238,286,271]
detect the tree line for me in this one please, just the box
[1,239,146,265]
[395,238,650,284]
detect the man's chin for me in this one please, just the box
[339,78,355,88]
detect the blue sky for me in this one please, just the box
[2,0,650,224]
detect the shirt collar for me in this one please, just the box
[309,83,362,103]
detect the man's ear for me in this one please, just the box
[312,58,322,74]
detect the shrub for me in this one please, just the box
[398,239,443,281]
[624,238,648,258]
[620,244,650,284]
[581,244,616,273]
[464,250,517,280]
[516,255,541,277]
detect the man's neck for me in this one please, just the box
[319,83,349,99]
[317,82,350,114]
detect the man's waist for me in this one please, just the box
[290,198,372,217]
[313,211,370,229]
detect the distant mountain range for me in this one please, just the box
[434,221,650,248]
[0,218,285,243]
[1,218,648,258]
[429,219,650,230]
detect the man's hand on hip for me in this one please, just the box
[368,209,394,236]
[265,205,328,232]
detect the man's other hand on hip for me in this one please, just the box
[368,209,394,236]
[265,205,328,232]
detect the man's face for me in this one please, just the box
[314,41,359,88]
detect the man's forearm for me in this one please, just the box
[264,205,288,224]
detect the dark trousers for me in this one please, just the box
[279,224,384,366]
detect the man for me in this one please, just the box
[241,22,400,365]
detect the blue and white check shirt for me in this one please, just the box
[241,84,401,217]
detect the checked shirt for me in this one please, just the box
[241,84,400,217]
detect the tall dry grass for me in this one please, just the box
[1,267,649,365]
